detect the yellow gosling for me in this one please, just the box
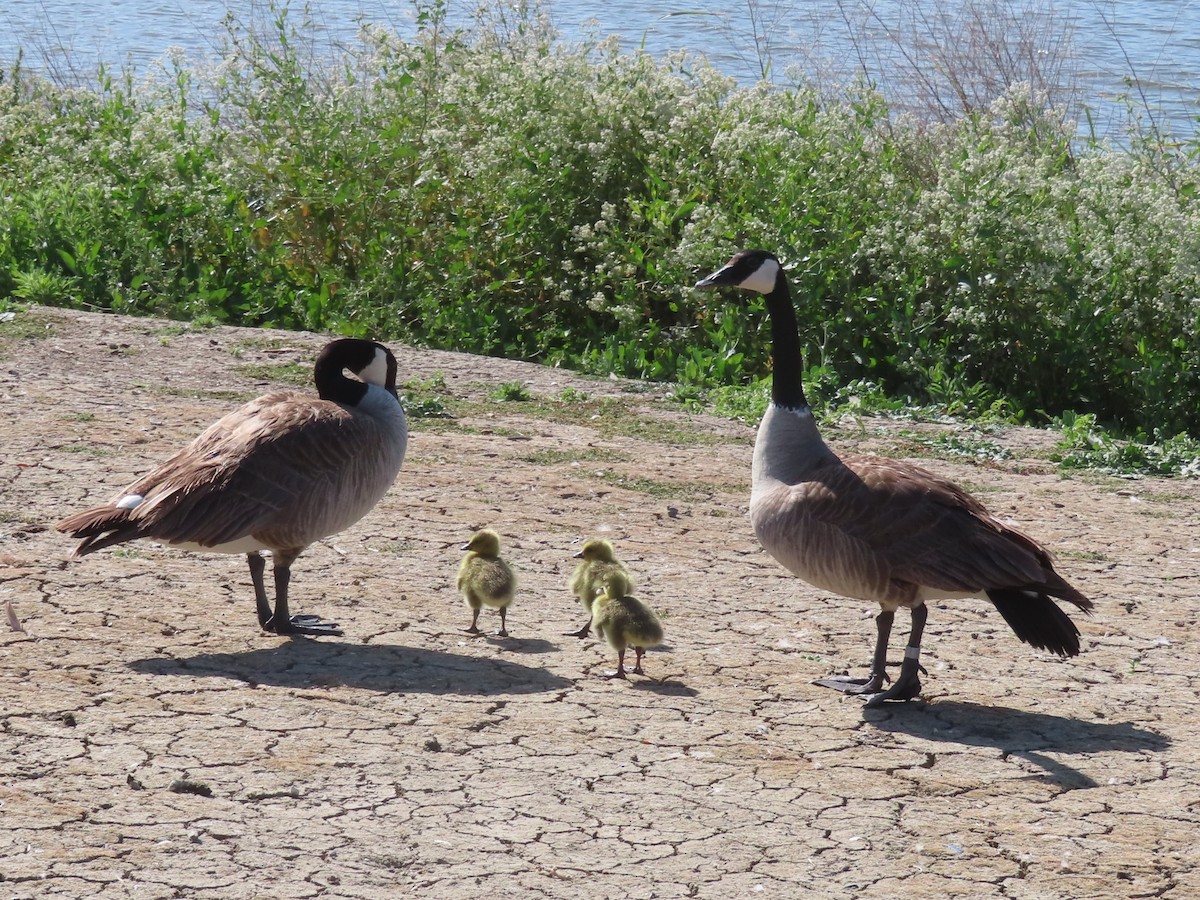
[457,529,516,637]
[565,538,633,639]
[591,571,663,679]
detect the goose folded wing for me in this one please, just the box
[123,399,368,547]
[808,456,1051,594]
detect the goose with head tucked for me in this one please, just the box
[55,338,409,637]
[695,249,1093,705]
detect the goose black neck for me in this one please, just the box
[763,274,808,410]
[314,344,370,406]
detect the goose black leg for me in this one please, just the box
[255,549,343,637]
[248,552,273,630]
[465,605,482,635]
[496,606,509,638]
[865,603,927,706]
[813,609,894,695]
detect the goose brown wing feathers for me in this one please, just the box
[71,392,390,550]
[771,455,1087,604]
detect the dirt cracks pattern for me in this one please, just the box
[0,308,1195,898]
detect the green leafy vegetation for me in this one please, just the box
[1,0,1199,452]
[558,387,590,404]
[488,381,532,402]
[910,432,1014,463]
[519,448,629,465]
[1050,413,1200,478]
[400,372,454,419]
[234,361,311,386]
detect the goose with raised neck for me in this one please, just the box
[696,249,1093,704]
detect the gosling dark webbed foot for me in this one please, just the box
[602,668,627,680]
[564,624,591,639]
[267,614,343,637]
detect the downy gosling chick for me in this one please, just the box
[566,538,633,638]
[457,529,516,637]
[591,570,663,679]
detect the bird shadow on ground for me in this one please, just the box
[631,678,699,698]
[128,640,575,695]
[485,636,560,655]
[866,699,1171,789]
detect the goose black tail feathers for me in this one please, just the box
[55,507,148,557]
[985,587,1092,658]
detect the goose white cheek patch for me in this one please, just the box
[741,257,781,294]
[357,348,390,387]
[115,494,144,510]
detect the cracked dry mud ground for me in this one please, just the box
[1,306,1196,900]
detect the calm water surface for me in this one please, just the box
[2,0,1198,138]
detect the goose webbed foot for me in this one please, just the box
[813,671,889,695]
[248,552,341,637]
[464,607,485,636]
[864,658,923,707]
[563,624,591,639]
[266,613,344,637]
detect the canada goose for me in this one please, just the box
[565,538,633,638]
[696,250,1093,705]
[55,338,408,637]
[457,528,516,637]
[591,570,663,679]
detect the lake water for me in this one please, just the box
[1,0,1198,139]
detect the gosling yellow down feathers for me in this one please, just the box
[457,529,516,637]
[591,570,663,679]
[565,538,633,638]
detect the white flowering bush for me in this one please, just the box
[2,1,1200,436]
